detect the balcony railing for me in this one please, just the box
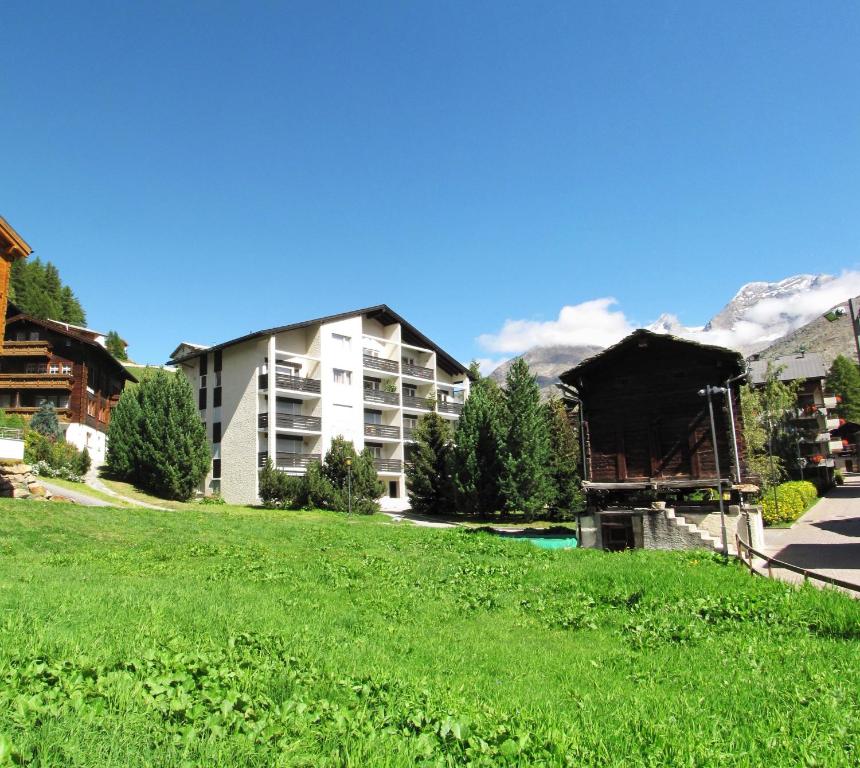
[0,341,52,357]
[363,353,399,374]
[437,401,464,415]
[258,373,321,394]
[259,413,322,431]
[0,373,73,390]
[1,406,72,419]
[373,458,402,473]
[364,423,401,439]
[402,394,434,411]
[258,451,322,469]
[401,362,433,380]
[364,389,400,406]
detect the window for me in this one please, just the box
[49,364,59,374]
[200,374,207,390]
[214,350,222,372]
[214,371,222,387]
[404,415,418,429]
[332,333,351,350]
[364,348,379,359]
[29,331,39,341]
[278,398,302,415]
[365,443,382,459]
[15,331,25,341]
[364,377,380,391]
[403,384,417,398]
[364,409,382,425]
[402,355,416,366]
[212,459,222,479]
[280,436,303,454]
[199,388,207,410]
[199,354,208,377]
[213,422,221,444]
[61,364,72,375]
[437,390,449,403]
[213,386,222,408]
[333,369,352,385]
[388,481,399,499]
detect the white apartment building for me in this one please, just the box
[169,305,470,509]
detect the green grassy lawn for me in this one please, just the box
[1,500,859,766]
[96,476,200,510]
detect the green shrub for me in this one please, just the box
[29,403,62,439]
[24,431,54,465]
[834,469,845,486]
[761,480,817,525]
[198,494,226,506]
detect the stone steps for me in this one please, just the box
[665,509,736,556]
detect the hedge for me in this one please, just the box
[761,480,818,525]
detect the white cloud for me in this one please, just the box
[477,298,633,354]
[476,271,860,356]
[475,357,508,376]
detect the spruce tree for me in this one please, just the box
[106,370,209,500]
[452,366,505,516]
[9,257,86,324]
[106,331,128,361]
[320,436,385,514]
[500,358,553,517]
[30,402,62,440]
[406,412,455,516]
[545,397,583,518]
[826,355,860,423]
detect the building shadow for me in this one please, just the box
[812,517,860,538]
[773,543,860,570]
[823,485,860,500]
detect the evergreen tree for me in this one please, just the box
[826,355,860,423]
[499,358,553,516]
[452,364,505,516]
[106,330,128,361]
[545,397,584,517]
[406,412,455,516]
[30,402,62,440]
[9,256,86,324]
[107,382,145,478]
[321,436,385,514]
[106,370,209,500]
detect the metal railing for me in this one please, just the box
[364,423,401,439]
[258,413,322,431]
[401,362,433,380]
[402,394,434,411]
[364,389,399,406]
[0,427,23,440]
[258,373,321,394]
[437,401,464,415]
[362,354,399,374]
[735,534,860,595]
[258,452,321,469]
[373,458,402,473]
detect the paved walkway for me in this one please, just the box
[84,469,170,511]
[39,480,113,507]
[762,475,860,593]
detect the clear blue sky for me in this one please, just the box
[2,2,859,366]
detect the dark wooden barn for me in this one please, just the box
[559,330,751,543]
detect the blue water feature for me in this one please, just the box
[522,537,578,550]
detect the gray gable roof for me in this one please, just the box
[748,352,828,384]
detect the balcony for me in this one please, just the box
[258,451,322,469]
[401,362,433,380]
[364,423,401,440]
[258,413,322,432]
[258,373,321,395]
[364,389,399,406]
[437,401,464,416]
[0,341,52,357]
[403,426,417,441]
[1,406,72,420]
[0,373,73,390]
[402,394,434,411]
[363,352,399,374]
[373,458,402,473]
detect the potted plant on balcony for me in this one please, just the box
[382,379,398,394]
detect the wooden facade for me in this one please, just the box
[0,309,134,432]
[0,216,33,343]
[560,330,749,498]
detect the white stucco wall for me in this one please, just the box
[65,423,108,466]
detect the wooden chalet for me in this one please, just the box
[0,216,33,343]
[560,330,752,551]
[0,305,135,460]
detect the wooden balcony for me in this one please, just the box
[364,423,401,439]
[0,341,51,357]
[364,389,399,406]
[258,373,321,394]
[363,353,399,374]
[402,362,433,380]
[258,451,322,469]
[437,401,464,415]
[0,373,73,390]
[373,458,402,473]
[402,394,434,411]
[2,406,72,420]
